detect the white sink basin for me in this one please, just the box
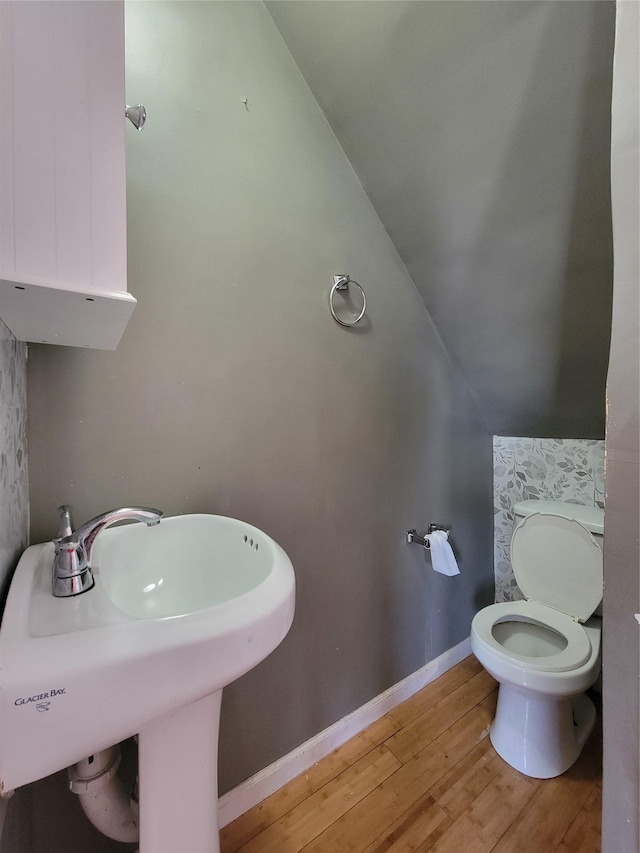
[98,515,277,619]
[0,514,295,795]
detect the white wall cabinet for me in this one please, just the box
[0,0,136,350]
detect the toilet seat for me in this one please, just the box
[472,600,592,672]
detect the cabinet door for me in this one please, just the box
[0,0,136,350]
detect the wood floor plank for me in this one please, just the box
[427,756,540,853]
[236,745,401,853]
[428,736,500,820]
[362,793,451,853]
[555,786,602,853]
[385,670,497,764]
[221,715,401,851]
[387,656,483,729]
[301,693,497,853]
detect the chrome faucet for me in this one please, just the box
[52,504,163,597]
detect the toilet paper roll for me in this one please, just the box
[426,530,460,576]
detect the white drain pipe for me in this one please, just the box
[68,745,138,844]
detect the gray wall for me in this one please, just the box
[24,3,492,846]
[268,0,615,438]
[602,2,639,850]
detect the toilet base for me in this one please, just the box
[490,684,595,778]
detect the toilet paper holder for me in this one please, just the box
[406,524,451,549]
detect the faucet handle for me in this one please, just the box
[57,505,75,539]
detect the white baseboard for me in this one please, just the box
[218,636,471,827]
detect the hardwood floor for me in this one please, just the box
[221,656,602,853]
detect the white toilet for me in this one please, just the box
[471,499,604,779]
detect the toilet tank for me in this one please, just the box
[513,499,604,539]
[513,499,604,615]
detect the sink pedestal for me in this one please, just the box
[138,690,223,853]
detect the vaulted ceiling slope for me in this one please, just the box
[267,1,615,438]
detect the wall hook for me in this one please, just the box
[125,104,146,131]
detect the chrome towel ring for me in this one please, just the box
[329,274,367,327]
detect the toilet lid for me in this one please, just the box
[511,512,603,623]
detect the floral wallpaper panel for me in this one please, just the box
[494,436,605,603]
[0,320,29,598]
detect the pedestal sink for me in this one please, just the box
[0,514,296,852]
